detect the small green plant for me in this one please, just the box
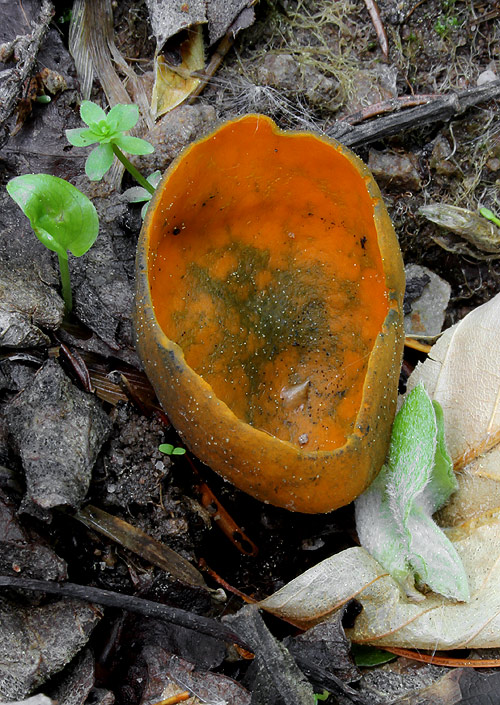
[479,206,500,228]
[66,101,155,192]
[434,12,458,37]
[313,692,330,702]
[6,174,99,313]
[159,443,186,456]
[123,170,162,219]
[355,383,469,602]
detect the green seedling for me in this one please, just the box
[66,100,155,192]
[6,174,99,313]
[355,383,469,602]
[479,206,500,228]
[313,692,330,702]
[159,443,186,456]
[434,13,458,37]
[351,644,396,667]
[123,170,162,219]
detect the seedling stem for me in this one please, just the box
[111,144,155,195]
[58,254,73,313]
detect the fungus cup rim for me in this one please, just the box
[135,114,405,511]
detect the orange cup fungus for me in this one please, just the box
[135,115,405,513]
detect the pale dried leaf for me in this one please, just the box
[438,445,500,526]
[151,27,205,119]
[261,514,500,649]
[69,0,152,128]
[420,203,500,254]
[407,292,500,469]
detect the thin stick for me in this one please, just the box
[363,0,389,58]
[0,575,250,650]
[57,253,73,313]
[331,80,500,148]
[111,144,155,195]
[0,0,53,148]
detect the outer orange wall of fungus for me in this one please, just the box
[136,115,405,513]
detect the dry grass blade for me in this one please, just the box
[75,504,207,589]
[69,0,151,127]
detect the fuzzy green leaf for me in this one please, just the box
[114,134,154,155]
[123,186,150,203]
[140,202,150,219]
[123,170,161,219]
[159,444,174,455]
[387,383,437,531]
[351,645,396,667]
[479,206,500,228]
[355,383,469,602]
[355,468,411,585]
[159,443,186,456]
[6,174,99,258]
[85,143,115,180]
[407,506,469,601]
[421,401,457,513]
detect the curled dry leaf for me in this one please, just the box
[407,292,500,471]
[147,0,256,117]
[419,203,500,254]
[260,293,500,649]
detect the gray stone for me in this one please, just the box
[0,597,101,702]
[404,263,451,336]
[254,53,340,109]
[430,135,458,176]
[131,104,218,174]
[341,64,398,115]
[48,649,95,705]
[368,149,421,191]
[0,262,64,348]
[0,488,67,581]
[7,360,111,510]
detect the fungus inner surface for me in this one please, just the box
[149,117,389,452]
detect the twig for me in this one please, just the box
[187,456,259,557]
[154,694,190,705]
[339,93,441,125]
[292,656,370,704]
[363,0,389,58]
[188,33,235,104]
[0,0,54,148]
[331,80,500,148]
[0,574,250,650]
